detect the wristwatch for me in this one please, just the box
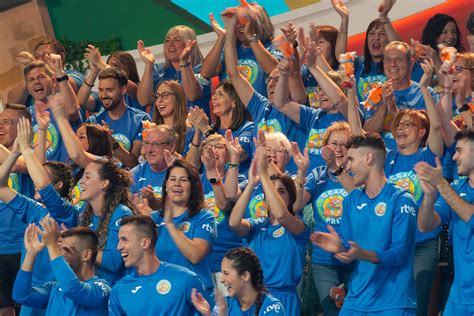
[209,177,222,185]
[330,165,344,177]
[56,74,69,83]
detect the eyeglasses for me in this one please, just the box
[143,140,171,149]
[0,119,13,127]
[329,142,348,149]
[154,92,175,100]
[266,147,287,156]
[396,121,418,130]
[454,65,470,74]
[204,144,227,151]
[265,76,279,85]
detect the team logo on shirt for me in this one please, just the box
[389,171,422,204]
[33,123,59,158]
[205,192,225,224]
[8,173,19,191]
[358,75,387,104]
[237,59,258,84]
[156,279,171,295]
[113,133,131,151]
[306,87,319,109]
[315,189,347,225]
[272,227,285,238]
[179,221,191,233]
[257,119,281,133]
[249,193,269,219]
[306,128,326,155]
[152,186,162,199]
[375,202,386,217]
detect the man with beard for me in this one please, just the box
[312,134,417,315]
[87,67,150,169]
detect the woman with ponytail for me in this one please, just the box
[78,159,133,285]
[192,247,285,316]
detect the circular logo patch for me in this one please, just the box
[272,227,285,238]
[179,221,191,233]
[156,279,171,295]
[375,202,386,217]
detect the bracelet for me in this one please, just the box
[458,103,470,112]
[84,80,94,87]
[204,129,216,138]
[294,177,305,188]
[227,162,239,169]
[179,62,191,68]
[56,74,69,83]
[330,165,344,177]
[191,142,200,147]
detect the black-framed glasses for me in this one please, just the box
[154,92,175,100]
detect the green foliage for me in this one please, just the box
[59,37,122,74]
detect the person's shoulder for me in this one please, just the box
[112,204,134,220]
[88,276,112,291]
[388,181,415,202]
[160,261,198,278]
[451,177,469,191]
[260,293,285,314]
[126,106,149,117]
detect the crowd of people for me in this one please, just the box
[1,0,473,315]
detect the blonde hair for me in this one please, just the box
[164,25,203,67]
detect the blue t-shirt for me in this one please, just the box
[299,105,350,174]
[201,175,242,272]
[109,261,204,316]
[220,293,285,316]
[152,62,211,117]
[87,204,133,285]
[435,177,474,307]
[12,257,110,315]
[6,185,78,288]
[305,167,350,266]
[246,217,310,289]
[29,106,83,163]
[385,147,442,243]
[151,209,217,290]
[246,91,305,174]
[86,106,150,152]
[354,56,424,103]
[219,42,282,98]
[217,120,254,178]
[130,161,166,197]
[301,64,319,109]
[340,182,417,313]
[0,172,35,254]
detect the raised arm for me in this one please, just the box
[179,40,203,101]
[224,130,243,201]
[0,142,21,203]
[203,146,229,210]
[290,142,309,213]
[136,40,156,107]
[331,0,350,57]
[200,13,226,78]
[420,59,443,157]
[257,139,306,235]
[77,45,102,111]
[243,17,278,74]
[46,55,81,122]
[273,57,301,124]
[223,11,254,106]
[378,0,401,42]
[347,83,365,136]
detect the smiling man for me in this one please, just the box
[312,134,417,315]
[109,215,204,315]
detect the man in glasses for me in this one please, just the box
[130,125,178,213]
[87,67,151,168]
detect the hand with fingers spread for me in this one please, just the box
[414,157,444,189]
[310,224,344,253]
[225,129,243,163]
[209,13,226,38]
[163,150,180,168]
[438,62,454,89]
[220,9,238,32]
[202,146,218,172]
[331,0,349,19]
[306,41,319,68]
[322,145,338,171]
[17,117,34,153]
[132,193,153,217]
[35,104,51,131]
[280,22,297,46]
[84,44,103,67]
[24,223,44,256]
[16,51,36,66]
[38,216,61,247]
[180,40,196,65]
[188,106,210,133]
[45,54,65,78]
[137,40,156,65]
[419,59,435,88]
[291,142,309,175]
[379,0,396,19]
[191,288,211,316]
